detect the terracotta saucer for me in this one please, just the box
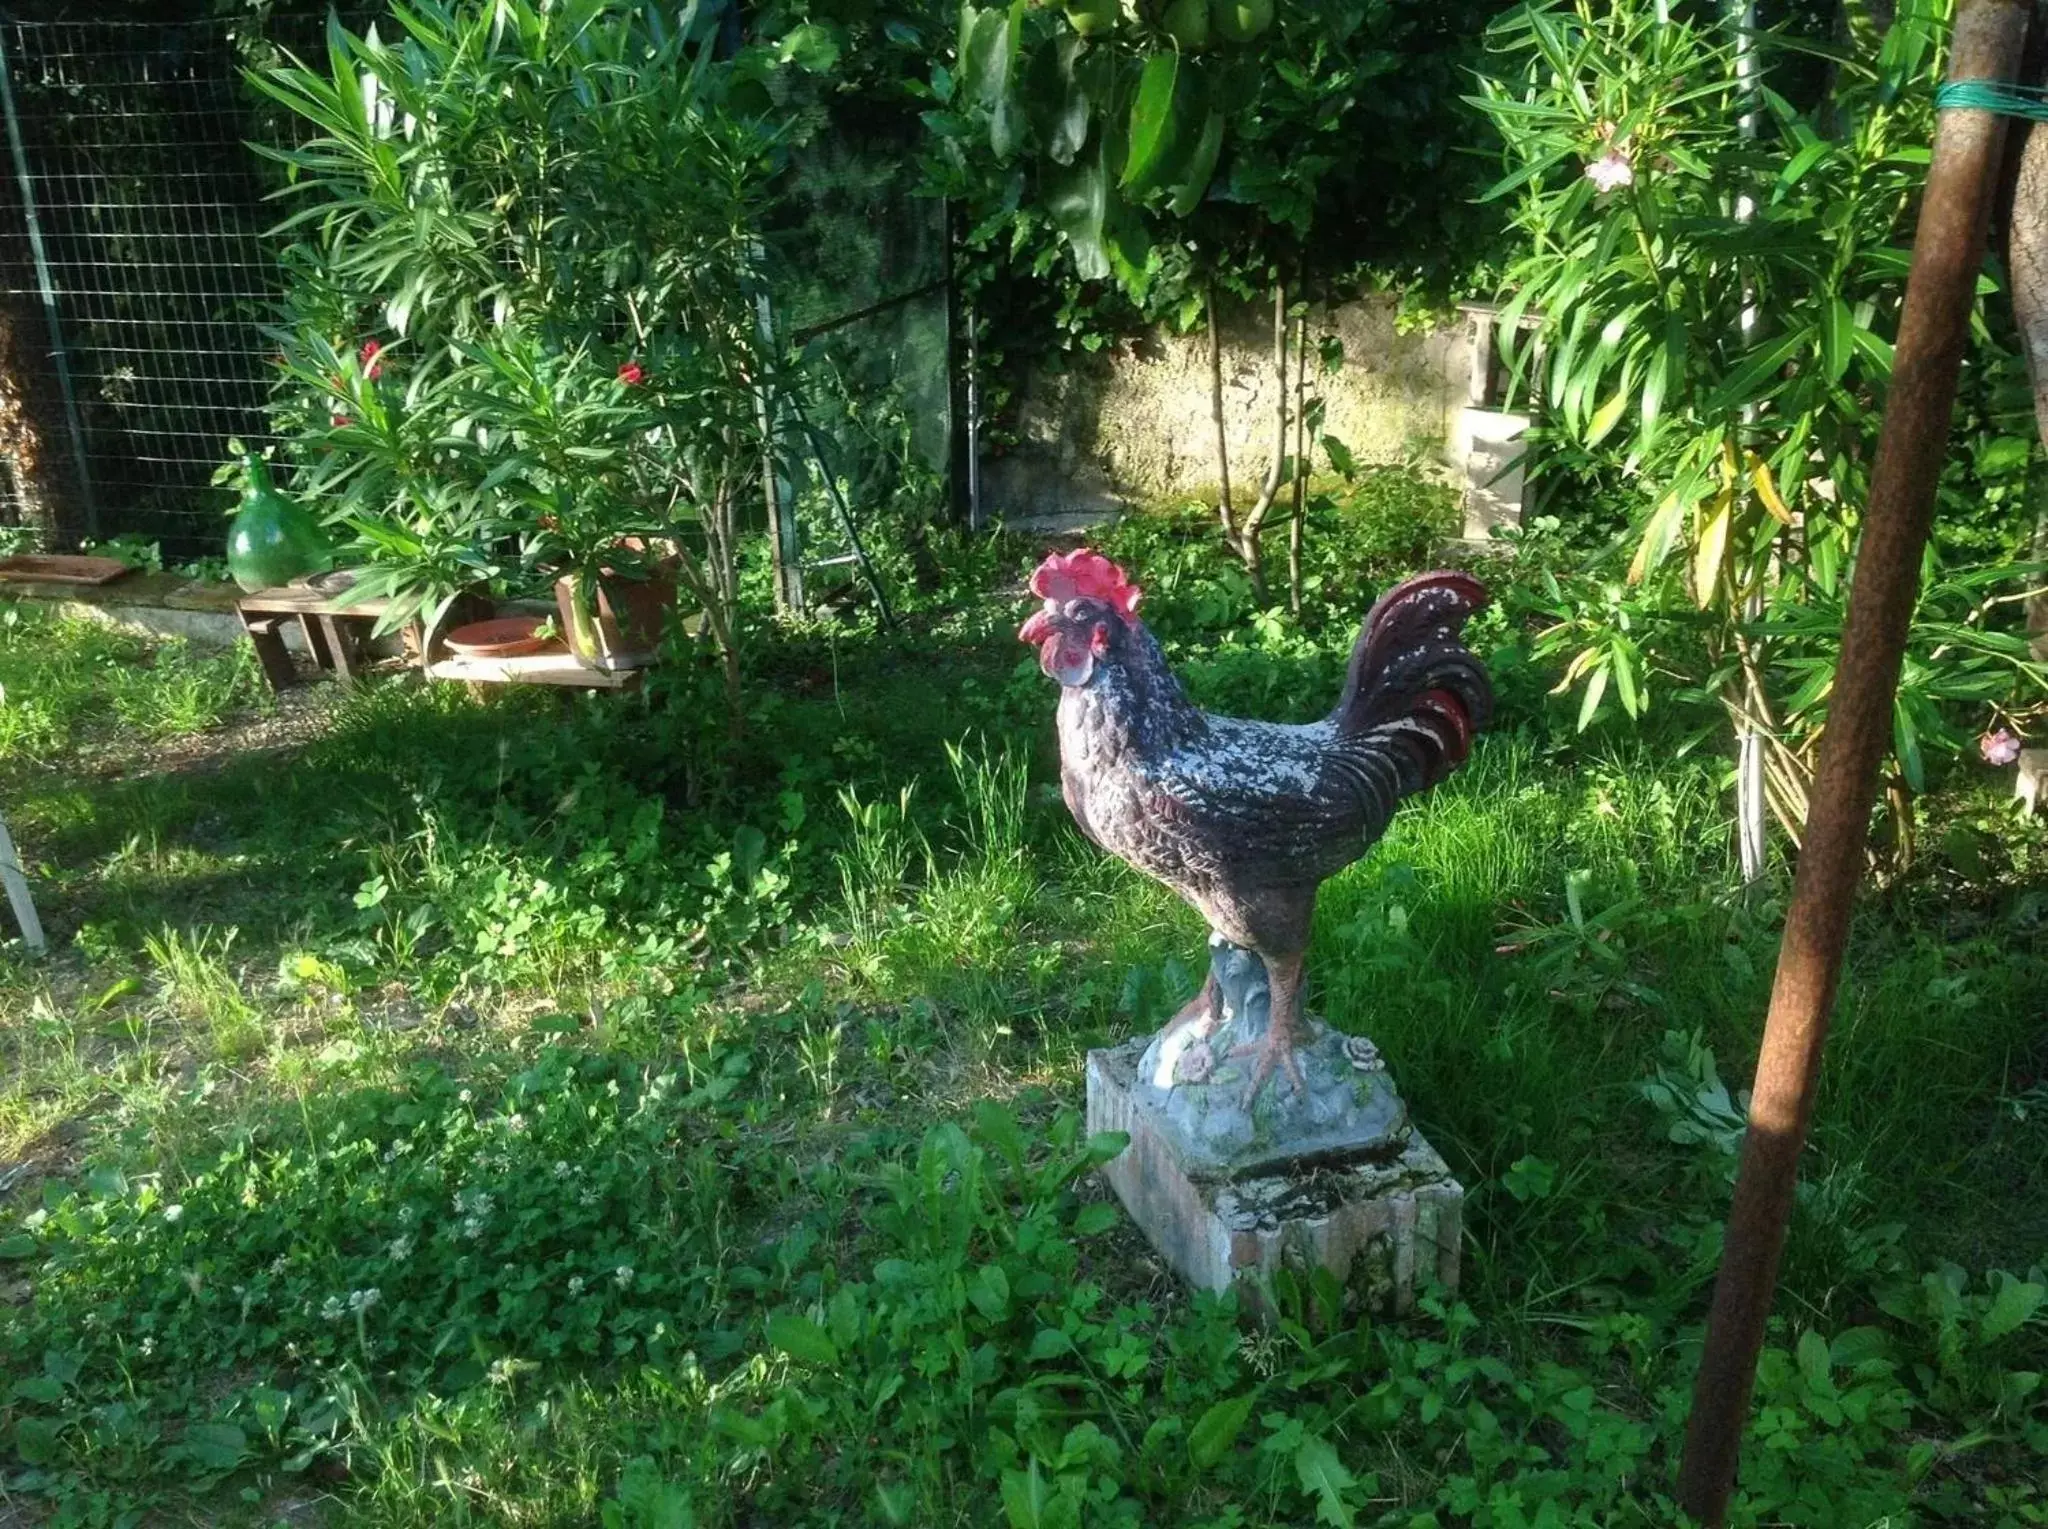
[442,616,560,658]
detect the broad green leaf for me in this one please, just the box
[1121,51,1181,192]
[967,4,1024,158]
[0,1233,36,1259]
[1188,1393,1255,1468]
[1027,1326,1075,1359]
[1000,1460,1063,1529]
[1294,1435,1357,1529]
[1036,33,1091,166]
[968,1262,1011,1320]
[1830,1326,1892,1367]
[1166,109,1224,216]
[1046,155,1110,280]
[1072,1202,1119,1235]
[775,23,841,72]
[184,1421,250,1471]
[956,2,986,77]
[973,1097,1027,1169]
[1083,1129,1129,1165]
[14,1416,59,1466]
[1796,1329,1833,1394]
[766,1312,839,1366]
[1981,1277,2045,1342]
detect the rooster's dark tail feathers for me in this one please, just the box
[1331,571,1492,784]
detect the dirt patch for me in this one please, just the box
[83,659,398,783]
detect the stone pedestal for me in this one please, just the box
[1084,941,1462,1316]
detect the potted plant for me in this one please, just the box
[551,537,680,671]
[255,4,780,706]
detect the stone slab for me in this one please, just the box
[1088,1038,1462,1316]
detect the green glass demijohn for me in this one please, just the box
[226,452,331,593]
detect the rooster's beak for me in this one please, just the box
[1018,609,1055,645]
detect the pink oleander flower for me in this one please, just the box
[617,359,646,386]
[1585,148,1634,193]
[358,338,383,380]
[330,411,350,428]
[1980,728,2022,766]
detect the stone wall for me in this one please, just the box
[980,294,1476,526]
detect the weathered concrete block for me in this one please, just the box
[1087,1037,1462,1316]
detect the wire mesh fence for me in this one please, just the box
[0,17,281,558]
[0,14,963,596]
[761,105,955,609]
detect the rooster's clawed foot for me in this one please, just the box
[1228,1030,1306,1105]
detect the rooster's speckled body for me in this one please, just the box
[1022,552,1492,1097]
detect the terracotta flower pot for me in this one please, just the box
[553,556,677,671]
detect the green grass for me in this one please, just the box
[0,604,269,773]
[0,541,2044,1528]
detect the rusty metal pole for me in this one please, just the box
[1675,4,2032,1524]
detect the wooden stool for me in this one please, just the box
[235,584,394,691]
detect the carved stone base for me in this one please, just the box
[1087,1036,1463,1316]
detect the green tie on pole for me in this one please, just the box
[1935,77,2048,116]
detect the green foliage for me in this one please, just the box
[253,0,793,639]
[1473,0,2047,827]
[930,0,1501,299]
[3,514,2047,1523]
[0,604,269,771]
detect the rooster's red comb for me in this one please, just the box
[1029,549,1141,622]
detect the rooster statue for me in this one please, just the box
[1023,549,1491,1138]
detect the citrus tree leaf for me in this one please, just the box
[1046,153,1110,280]
[1121,51,1181,191]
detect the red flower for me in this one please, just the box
[331,411,351,428]
[358,338,384,380]
[617,359,647,386]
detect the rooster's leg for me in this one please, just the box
[1230,950,1307,1102]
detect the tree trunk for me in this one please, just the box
[2008,24,2048,657]
[0,284,85,547]
[1207,284,1233,537]
[1288,311,1308,617]
[1236,280,1290,599]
